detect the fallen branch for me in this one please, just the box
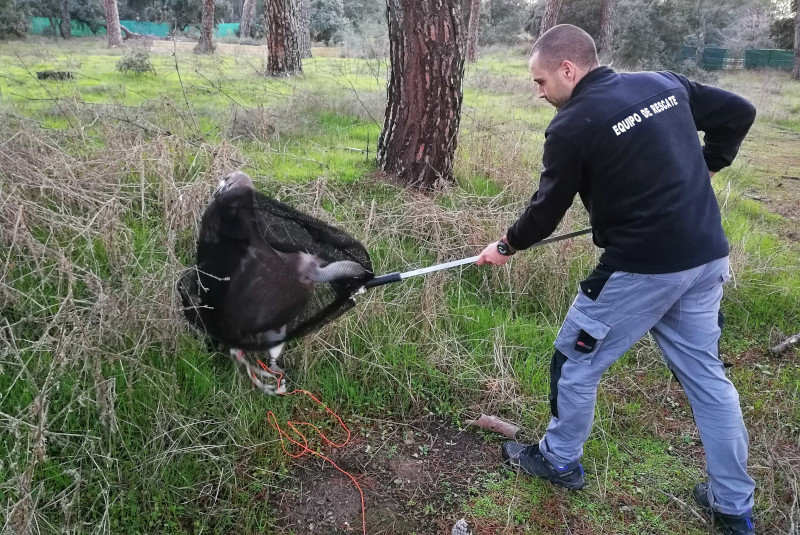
[465,414,519,439]
[770,332,800,356]
[120,25,141,40]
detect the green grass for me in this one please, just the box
[1,40,799,534]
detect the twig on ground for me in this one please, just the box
[465,414,519,439]
[770,333,800,356]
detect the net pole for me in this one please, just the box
[364,227,592,289]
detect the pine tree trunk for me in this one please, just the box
[240,0,254,39]
[793,2,799,80]
[466,0,480,63]
[195,0,216,53]
[104,0,123,46]
[695,0,706,67]
[299,0,311,58]
[378,0,466,190]
[60,0,71,39]
[598,0,615,54]
[265,0,303,76]
[539,0,561,36]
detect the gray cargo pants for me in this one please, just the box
[540,256,755,515]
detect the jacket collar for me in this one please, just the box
[570,66,615,100]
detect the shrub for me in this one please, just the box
[116,48,155,74]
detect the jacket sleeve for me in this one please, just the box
[505,131,582,250]
[672,72,756,172]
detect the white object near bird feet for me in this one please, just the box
[451,518,472,535]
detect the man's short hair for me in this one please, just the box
[531,24,599,72]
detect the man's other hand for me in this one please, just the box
[476,242,513,266]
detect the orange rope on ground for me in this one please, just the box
[257,360,367,535]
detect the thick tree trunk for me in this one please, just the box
[240,0,255,38]
[598,0,615,54]
[793,2,799,80]
[265,0,303,76]
[195,0,216,53]
[466,0,480,62]
[378,0,466,190]
[104,0,123,46]
[539,0,561,36]
[299,0,311,58]
[60,0,71,39]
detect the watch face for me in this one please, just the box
[497,241,510,255]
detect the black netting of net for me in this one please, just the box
[178,174,374,352]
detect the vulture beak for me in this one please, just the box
[213,177,228,198]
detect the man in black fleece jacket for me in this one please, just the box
[476,25,756,535]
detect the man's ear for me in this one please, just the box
[561,60,577,81]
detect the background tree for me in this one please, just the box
[793,0,799,79]
[60,0,70,38]
[265,0,303,76]
[0,0,27,39]
[772,15,795,48]
[467,0,481,62]
[310,0,346,44]
[479,0,526,45]
[694,0,707,66]
[239,0,255,38]
[598,0,615,54]
[195,0,215,52]
[104,0,122,45]
[722,3,776,51]
[540,0,561,35]
[378,0,466,190]
[299,0,311,57]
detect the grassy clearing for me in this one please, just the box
[1,40,799,534]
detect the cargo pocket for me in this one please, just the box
[554,307,612,365]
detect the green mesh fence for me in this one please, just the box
[677,46,728,70]
[216,23,239,36]
[745,49,794,71]
[119,20,169,37]
[29,18,240,38]
[30,17,101,36]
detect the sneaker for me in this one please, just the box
[693,482,755,535]
[501,442,585,490]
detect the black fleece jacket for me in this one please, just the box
[506,67,756,274]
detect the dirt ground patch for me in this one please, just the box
[269,418,503,535]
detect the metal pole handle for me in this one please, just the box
[363,227,592,289]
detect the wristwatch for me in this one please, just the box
[496,239,515,256]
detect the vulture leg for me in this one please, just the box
[230,348,286,395]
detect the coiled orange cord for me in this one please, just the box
[257,360,367,535]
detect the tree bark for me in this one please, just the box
[539,0,561,36]
[298,0,311,58]
[195,0,216,53]
[598,0,615,54]
[60,0,71,39]
[378,0,466,190]
[104,0,123,46]
[793,1,799,80]
[265,0,303,76]
[240,0,255,39]
[466,0,480,62]
[695,0,706,67]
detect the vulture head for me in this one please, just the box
[214,171,253,198]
